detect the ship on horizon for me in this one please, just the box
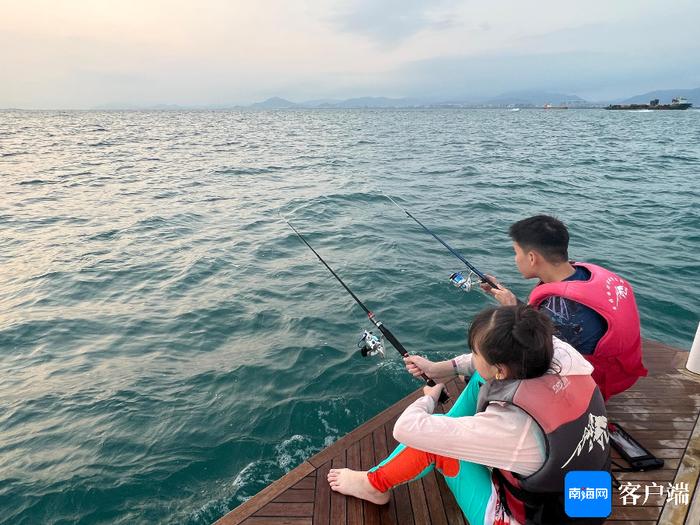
[543,102,568,109]
[606,97,692,110]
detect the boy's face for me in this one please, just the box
[512,241,537,279]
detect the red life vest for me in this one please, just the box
[528,262,648,400]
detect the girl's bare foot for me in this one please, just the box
[327,468,390,505]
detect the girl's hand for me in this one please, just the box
[423,383,445,403]
[404,355,435,379]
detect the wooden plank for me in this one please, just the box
[629,439,688,450]
[607,413,697,423]
[615,384,698,391]
[614,458,680,470]
[671,352,690,369]
[273,489,315,503]
[407,477,431,525]
[609,430,692,440]
[420,470,449,525]
[371,426,398,525]
[329,453,347,525]
[435,471,467,525]
[215,461,315,525]
[384,417,414,525]
[612,488,666,507]
[686,466,700,525]
[629,377,698,385]
[292,476,316,490]
[612,391,700,400]
[606,407,698,415]
[607,398,700,407]
[240,518,312,525]
[613,448,685,460]
[677,368,700,382]
[313,461,332,525]
[346,441,363,525]
[614,470,677,481]
[608,420,695,431]
[456,376,468,391]
[657,411,700,525]
[602,521,657,525]
[216,338,697,525]
[253,502,314,517]
[608,505,662,520]
[441,380,461,412]
[360,434,381,525]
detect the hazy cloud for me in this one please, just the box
[330,0,460,46]
[1,0,699,108]
[388,50,700,102]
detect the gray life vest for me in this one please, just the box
[477,372,610,524]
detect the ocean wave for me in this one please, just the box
[16,178,52,185]
[2,108,698,525]
[212,165,284,176]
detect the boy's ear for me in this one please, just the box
[527,249,538,266]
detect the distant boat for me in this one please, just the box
[606,97,692,110]
[509,107,520,112]
[543,103,568,110]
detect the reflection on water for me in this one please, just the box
[1,109,698,524]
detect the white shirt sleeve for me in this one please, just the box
[453,353,475,377]
[393,395,546,476]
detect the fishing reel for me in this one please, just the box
[358,330,385,358]
[449,270,479,293]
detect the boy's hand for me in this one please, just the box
[480,274,518,305]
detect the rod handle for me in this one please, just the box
[428,381,450,404]
[377,323,409,357]
[377,324,450,404]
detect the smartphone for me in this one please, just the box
[608,422,665,471]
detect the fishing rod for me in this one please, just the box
[384,194,502,294]
[282,216,449,404]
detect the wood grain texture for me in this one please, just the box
[214,339,698,525]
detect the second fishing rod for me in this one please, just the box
[283,216,449,404]
[384,194,520,303]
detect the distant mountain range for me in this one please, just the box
[232,87,699,109]
[618,87,700,105]
[246,91,591,109]
[86,87,699,110]
[479,91,588,107]
[249,96,427,109]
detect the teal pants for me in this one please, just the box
[369,373,493,525]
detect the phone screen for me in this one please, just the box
[609,427,648,459]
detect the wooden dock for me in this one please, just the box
[215,340,700,525]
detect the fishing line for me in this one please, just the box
[381,194,520,301]
[282,214,449,403]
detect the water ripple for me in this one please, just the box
[0,108,698,525]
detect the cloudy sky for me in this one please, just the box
[2,0,699,108]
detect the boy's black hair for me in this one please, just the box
[508,215,569,263]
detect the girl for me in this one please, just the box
[328,304,610,524]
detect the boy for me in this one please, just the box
[482,215,647,399]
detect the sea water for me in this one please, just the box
[1,109,698,524]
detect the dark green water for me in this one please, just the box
[1,109,698,524]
